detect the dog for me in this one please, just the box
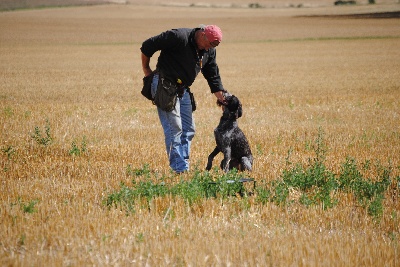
[206,91,253,172]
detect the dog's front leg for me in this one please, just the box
[241,157,252,171]
[206,146,220,171]
[221,147,232,173]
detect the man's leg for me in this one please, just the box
[151,74,188,172]
[157,103,187,173]
[179,91,195,170]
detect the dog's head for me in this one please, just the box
[218,90,242,119]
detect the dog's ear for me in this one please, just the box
[237,103,242,118]
[226,95,239,112]
[230,95,242,119]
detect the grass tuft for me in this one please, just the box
[106,129,394,218]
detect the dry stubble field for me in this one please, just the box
[1,2,400,266]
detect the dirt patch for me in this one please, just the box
[302,10,400,18]
[2,0,400,11]
[0,0,117,11]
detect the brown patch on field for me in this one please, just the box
[1,3,399,266]
[302,10,400,18]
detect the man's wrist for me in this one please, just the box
[143,67,152,77]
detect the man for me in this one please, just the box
[140,24,225,173]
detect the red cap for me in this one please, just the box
[204,25,223,42]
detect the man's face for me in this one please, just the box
[198,32,220,51]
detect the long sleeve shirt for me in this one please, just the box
[140,27,224,93]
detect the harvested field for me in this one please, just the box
[1,2,399,266]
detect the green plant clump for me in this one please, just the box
[105,129,394,218]
[31,120,53,146]
[255,130,392,218]
[69,136,88,156]
[105,167,251,212]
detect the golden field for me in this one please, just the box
[1,2,400,266]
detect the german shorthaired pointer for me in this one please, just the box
[206,91,253,172]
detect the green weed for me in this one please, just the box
[31,120,53,146]
[255,143,263,156]
[105,129,393,218]
[18,234,26,246]
[126,163,152,178]
[339,158,391,217]
[69,136,88,156]
[136,233,144,243]
[105,166,249,211]
[22,200,39,214]
[3,106,14,117]
[2,145,15,160]
[259,129,337,209]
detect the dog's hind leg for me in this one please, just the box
[241,157,252,171]
[206,146,220,171]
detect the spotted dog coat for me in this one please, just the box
[206,93,253,172]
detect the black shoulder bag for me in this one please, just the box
[153,72,178,112]
[141,72,155,101]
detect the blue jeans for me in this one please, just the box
[151,73,195,173]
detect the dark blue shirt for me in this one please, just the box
[140,28,224,93]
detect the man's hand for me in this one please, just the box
[214,91,226,105]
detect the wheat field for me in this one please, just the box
[1,2,400,266]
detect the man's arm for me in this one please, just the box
[141,53,153,77]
